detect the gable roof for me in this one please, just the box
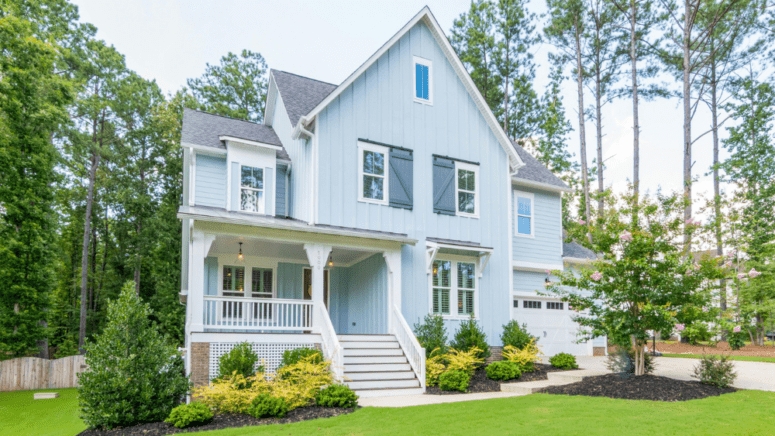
[511,140,571,192]
[563,241,598,261]
[271,70,337,126]
[182,109,290,161]
[290,6,525,172]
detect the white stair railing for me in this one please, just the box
[391,304,426,388]
[316,303,344,381]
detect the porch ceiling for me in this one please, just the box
[209,236,380,267]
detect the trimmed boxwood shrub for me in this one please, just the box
[413,314,448,358]
[550,353,579,369]
[439,370,470,392]
[501,321,537,350]
[248,393,289,419]
[316,384,359,408]
[165,402,213,429]
[280,347,323,367]
[450,318,491,362]
[485,361,521,381]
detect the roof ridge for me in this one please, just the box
[185,107,262,126]
[271,69,338,87]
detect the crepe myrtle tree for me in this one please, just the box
[545,190,733,375]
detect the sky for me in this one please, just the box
[71,0,741,213]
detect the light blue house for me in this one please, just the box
[179,6,598,397]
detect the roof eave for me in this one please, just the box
[512,177,572,193]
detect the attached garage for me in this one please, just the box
[511,297,591,356]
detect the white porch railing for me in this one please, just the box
[203,296,314,331]
[316,303,344,381]
[391,304,426,388]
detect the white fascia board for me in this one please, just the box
[513,260,564,272]
[296,7,525,172]
[181,142,227,155]
[264,75,278,126]
[220,136,283,151]
[512,177,573,193]
[563,257,597,265]
[426,240,493,254]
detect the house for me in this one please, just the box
[178,6,599,397]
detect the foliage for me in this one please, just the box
[727,331,746,351]
[413,314,448,358]
[503,339,543,372]
[248,393,289,419]
[315,384,359,409]
[692,354,737,388]
[549,353,578,369]
[165,402,213,429]
[682,322,713,345]
[217,342,263,382]
[605,348,654,376]
[425,350,447,387]
[77,282,190,430]
[501,320,537,350]
[439,370,470,392]
[446,347,485,376]
[485,361,521,381]
[450,318,491,362]
[280,347,323,368]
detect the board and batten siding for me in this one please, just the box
[276,164,288,216]
[315,21,511,344]
[195,154,227,208]
[512,186,563,265]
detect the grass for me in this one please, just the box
[2,388,775,436]
[661,353,775,363]
[0,388,86,436]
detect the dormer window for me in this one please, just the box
[413,56,432,105]
[240,165,264,213]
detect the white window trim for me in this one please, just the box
[240,165,266,214]
[514,190,535,238]
[216,257,278,299]
[302,267,331,311]
[455,162,479,219]
[428,255,480,320]
[357,141,389,206]
[413,56,433,105]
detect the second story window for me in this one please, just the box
[413,56,432,104]
[358,142,388,204]
[455,163,479,217]
[240,166,264,213]
[515,191,534,237]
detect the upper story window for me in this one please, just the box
[455,163,479,218]
[358,142,389,205]
[515,191,534,237]
[240,166,264,213]
[431,259,478,318]
[413,56,432,104]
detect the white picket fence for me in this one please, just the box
[0,355,86,391]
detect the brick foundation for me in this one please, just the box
[593,346,606,356]
[486,346,504,364]
[190,342,210,388]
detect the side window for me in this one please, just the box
[251,268,273,298]
[430,259,477,318]
[455,163,479,218]
[431,260,451,315]
[413,56,432,104]
[515,191,534,236]
[241,166,264,213]
[358,143,388,204]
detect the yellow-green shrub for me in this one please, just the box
[502,339,543,371]
[425,349,447,386]
[446,347,484,376]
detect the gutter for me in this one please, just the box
[512,177,573,193]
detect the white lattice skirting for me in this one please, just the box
[209,342,317,380]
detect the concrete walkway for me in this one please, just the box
[358,390,527,408]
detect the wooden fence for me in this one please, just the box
[0,355,86,392]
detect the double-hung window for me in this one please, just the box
[514,191,534,236]
[413,56,432,104]
[358,142,388,204]
[455,163,479,217]
[431,259,478,318]
[241,166,264,213]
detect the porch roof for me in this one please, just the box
[178,205,417,245]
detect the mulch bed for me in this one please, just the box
[537,373,736,402]
[77,406,355,436]
[649,341,775,358]
[426,364,576,395]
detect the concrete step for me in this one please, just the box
[344,355,408,365]
[353,387,425,398]
[344,348,404,357]
[547,371,607,383]
[345,363,412,372]
[501,380,568,395]
[344,371,417,381]
[341,341,400,349]
[346,378,421,390]
[338,334,396,342]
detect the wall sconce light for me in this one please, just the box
[327,251,334,268]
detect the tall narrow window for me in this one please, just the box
[240,166,264,213]
[457,262,475,316]
[413,56,432,104]
[515,191,534,236]
[222,265,245,297]
[251,268,273,298]
[358,142,388,204]
[455,163,479,217]
[432,260,451,315]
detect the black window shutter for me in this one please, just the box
[388,148,413,210]
[433,156,455,215]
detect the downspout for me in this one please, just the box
[292,115,317,225]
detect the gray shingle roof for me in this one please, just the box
[181,109,289,160]
[563,241,598,260]
[272,70,337,126]
[511,139,569,190]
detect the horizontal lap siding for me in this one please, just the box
[195,155,227,208]
[513,270,548,295]
[512,187,562,265]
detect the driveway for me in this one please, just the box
[575,356,775,392]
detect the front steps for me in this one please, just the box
[500,370,607,394]
[339,334,423,398]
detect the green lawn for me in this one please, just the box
[3,388,775,436]
[661,353,775,363]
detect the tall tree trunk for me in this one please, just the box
[78,149,99,353]
[682,0,693,251]
[630,0,641,201]
[595,30,605,218]
[710,48,726,313]
[135,221,142,296]
[575,23,592,238]
[503,41,510,133]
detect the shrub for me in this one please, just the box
[450,318,491,362]
[446,347,484,376]
[485,361,521,381]
[165,402,213,429]
[78,282,190,430]
[248,394,289,419]
[549,353,578,369]
[316,384,359,408]
[425,351,447,386]
[439,370,469,392]
[280,347,323,368]
[683,322,713,344]
[605,348,654,375]
[502,338,543,372]
[727,331,746,351]
[218,342,263,382]
[692,354,737,388]
[501,321,537,350]
[413,314,448,358]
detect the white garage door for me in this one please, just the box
[511,298,590,356]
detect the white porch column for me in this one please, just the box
[189,228,216,334]
[304,244,332,330]
[383,250,402,334]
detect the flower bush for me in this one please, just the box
[549,353,578,369]
[165,402,213,429]
[315,384,359,408]
[692,354,737,388]
[500,321,537,350]
[413,314,448,358]
[248,394,288,419]
[485,361,521,381]
[439,370,469,392]
[502,338,543,372]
